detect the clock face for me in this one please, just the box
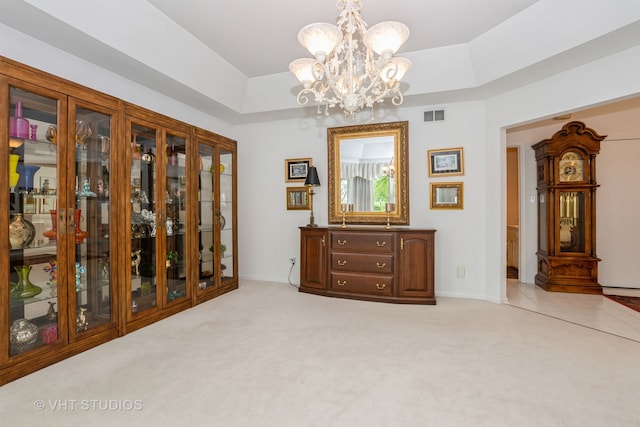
[559,152,584,182]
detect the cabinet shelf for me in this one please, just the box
[9,283,57,309]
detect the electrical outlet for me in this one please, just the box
[456,266,466,278]
[289,257,296,266]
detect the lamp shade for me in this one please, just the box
[364,21,410,59]
[289,58,317,85]
[380,57,411,82]
[298,23,343,60]
[304,166,320,186]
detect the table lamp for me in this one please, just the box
[304,166,320,227]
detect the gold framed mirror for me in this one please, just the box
[328,121,409,225]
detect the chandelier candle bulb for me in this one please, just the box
[290,0,411,118]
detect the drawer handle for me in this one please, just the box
[337,280,347,286]
[376,241,386,247]
[337,260,347,266]
[376,283,386,290]
[376,262,386,269]
[338,239,347,246]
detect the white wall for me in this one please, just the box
[0,23,232,137]
[235,102,490,299]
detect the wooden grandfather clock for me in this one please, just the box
[532,121,606,294]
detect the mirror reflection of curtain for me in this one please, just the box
[341,162,385,211]
[348,176,372,211]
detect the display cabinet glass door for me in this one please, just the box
[165,134,188,304]
[129,123,160,315]
[70,103,114,339]
[196,143,236,291]
[219,148,235,284]
[197,144,216,291]
[7,87,61,357]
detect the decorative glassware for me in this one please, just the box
[74,209,89,243]
[43,209,57,240]
[44,260,57,284]
[47,302,57,322]
[76,177,96,197]
[10,319,39,353]
[29,124,38,140]
[166,217,174,236]
[46,125,57,144]
[75,120,92,149]
[98,135,110,158]
[9,100,30,138]
[76,307,88,332]
[10,265,43,299]
[9,213,36,249]
[16,164,40,193]
[9,154,20,192]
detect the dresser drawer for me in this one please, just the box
[330,272,393,296]
[331,253,393,273]
[331,232,393,252]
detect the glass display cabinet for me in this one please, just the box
[2,75,119,378]
[194,129,237,303]
[1,56,237,385]
[124,108,192,332]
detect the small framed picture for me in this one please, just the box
[430,182,463,209]
[286,186,311,210]
[428,147,464,177]
[39,176,56,195]
[285,158,312,182]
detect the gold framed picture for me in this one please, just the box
[430,182,463,209]
[286,186,311,210]
[285,158,312,182]
[428,147,464,177]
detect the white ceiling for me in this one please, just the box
[146,0,539,77]
[1,0,639,124]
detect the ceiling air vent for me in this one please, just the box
[424,109,445,122]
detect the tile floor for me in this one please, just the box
[506,279,640,342]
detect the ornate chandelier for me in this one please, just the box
[289,0,411,118]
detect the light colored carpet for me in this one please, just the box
[1,280,639,427]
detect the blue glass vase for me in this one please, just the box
[16,164,40,193]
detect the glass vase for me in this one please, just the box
[75,209,89,243]
[9,100,30,138]
[43,209,57,240]
[16,164,40,194]
[9,213,36,249]
[10,265,43,299]
[9,154,20,192]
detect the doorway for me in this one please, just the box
[506,147,519,280]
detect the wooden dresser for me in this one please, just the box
[299,227,436,304]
